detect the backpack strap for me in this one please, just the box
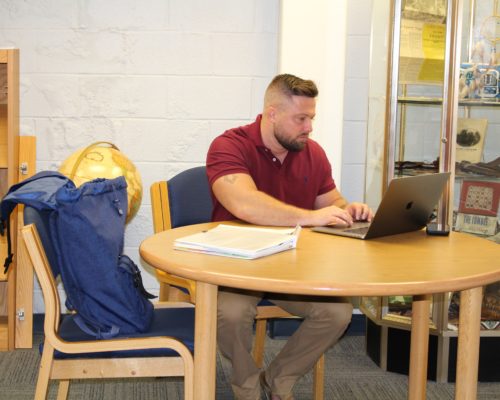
[3,218,12,274]
[72,314,121,339]
[118,255,157,299]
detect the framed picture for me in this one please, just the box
[458,180,500,216]
[456,118,488,163]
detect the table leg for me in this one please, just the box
[455,287,482,400]
[194,281,218,400]
[408,294,431,400]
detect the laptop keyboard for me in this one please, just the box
[345,226,370,235]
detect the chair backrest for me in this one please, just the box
[150,167,212,301]
[151,166,212,233]
[24,206,60,277]
[21,223,63,340]
[166,166,212,229]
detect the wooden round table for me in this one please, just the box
[140,222,500,400]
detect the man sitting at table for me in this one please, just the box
[206,73,373,400]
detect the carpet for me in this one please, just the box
[0,334,499,399]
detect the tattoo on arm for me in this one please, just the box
[223,174,238,184]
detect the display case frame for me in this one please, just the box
[361,0,499,382]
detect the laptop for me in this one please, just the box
[312,172,450,240]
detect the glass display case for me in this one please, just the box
[361,0,499,383]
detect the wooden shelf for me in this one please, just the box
[398,96,500,107]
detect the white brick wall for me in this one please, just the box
[1,0,377,313]
[0,0,280,311]
[341,0,373,203]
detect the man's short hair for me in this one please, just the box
[265,74,318,106]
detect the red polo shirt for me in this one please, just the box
[206,115,336,221]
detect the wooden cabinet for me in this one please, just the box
[361,0,499,383]
[0,48,19,351]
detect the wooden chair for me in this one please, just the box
[150,166,325,399]
[22,208,195,400]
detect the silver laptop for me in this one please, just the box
[312,172,450,240]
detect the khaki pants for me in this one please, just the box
[217,288,353,400]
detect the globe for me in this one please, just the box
[59,142,142,223]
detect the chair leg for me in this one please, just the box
[158,282,170,302]
[253,319,267,368]
[56,380,70,400]
[35,341,55,400]
[183,361,194,400]
[312,354,325,400]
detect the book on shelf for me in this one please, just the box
[455,213,498,236]
[174,224,301,259]
[456,118,488,163]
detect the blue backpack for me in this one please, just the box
[0,171,155,339]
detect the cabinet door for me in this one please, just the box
[453,0,500,243]
[451,0,500,333]
[364,0,451,331]
[0,49,19,280]
[0,48,19,351]
[364,0,499,333]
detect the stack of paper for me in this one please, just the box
[174,224,301,259]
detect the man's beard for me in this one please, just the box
[274,127,307,152]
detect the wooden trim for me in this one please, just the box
[51,357,185,379]
[7,49,19,188]
[0,105,7,166]
[151,181,171,233]
[1,49,20,351]
[15,136,36,349]
[14,232,32,349]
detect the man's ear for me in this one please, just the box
[266,105,277,122]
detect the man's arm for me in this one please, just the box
[212,173,355,227]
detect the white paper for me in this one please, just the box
[174,224,301,259]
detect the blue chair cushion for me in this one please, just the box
[43,307,195,359]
